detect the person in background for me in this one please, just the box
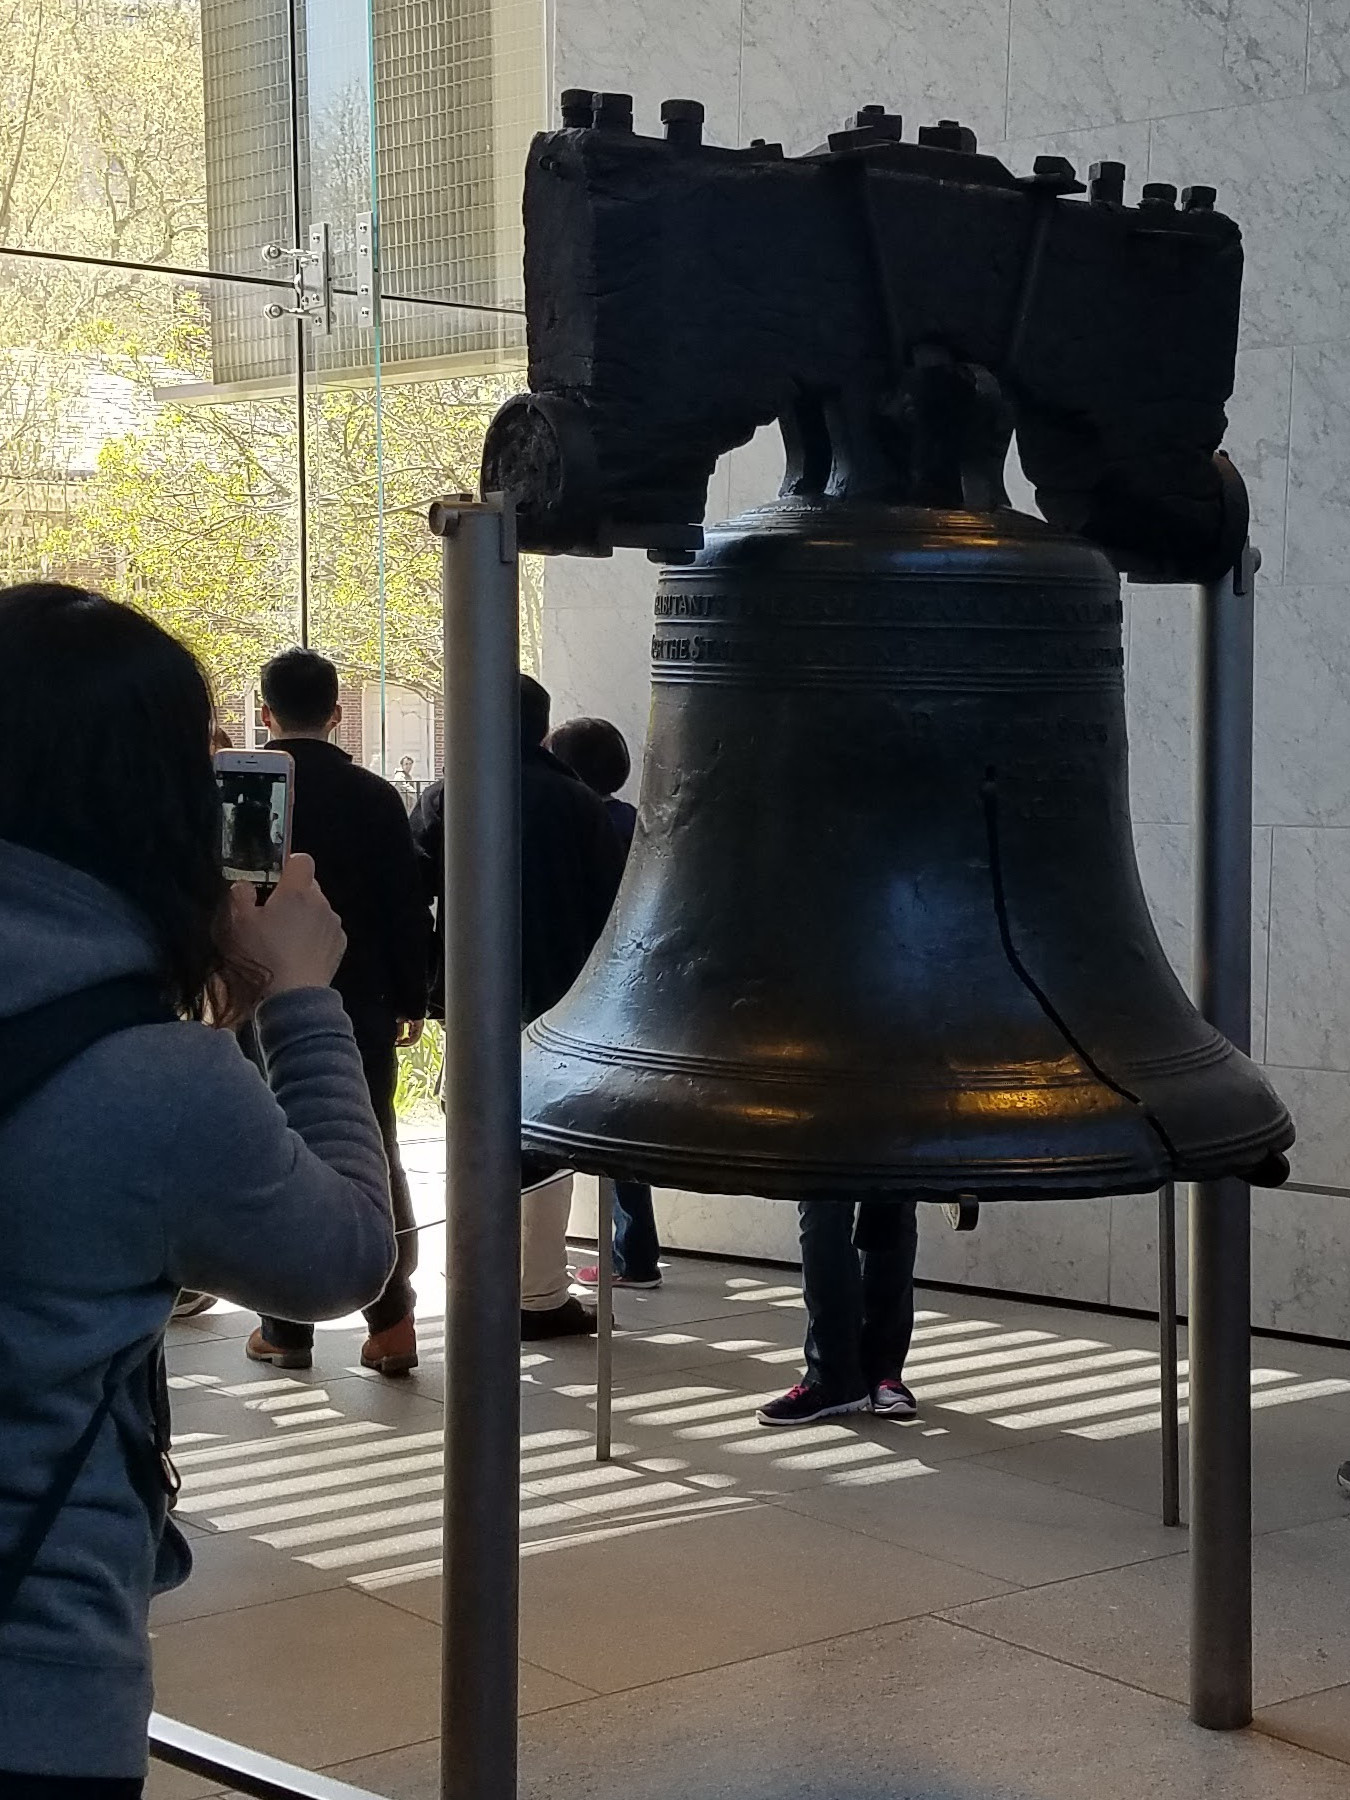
[171,719,236,1325]
[0,582,394,1796]
[244,648,431,1377]
[393,753,418,813]
[411,675,627,1337]
[546,715,663,1290]
[757,1199,919,1426]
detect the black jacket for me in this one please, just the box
[271,737,430,1036]
[410,744,627,1025]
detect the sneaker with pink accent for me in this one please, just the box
[871,1378,918,1420]
[756,1383,871,1427]
[573,1263,662,1290]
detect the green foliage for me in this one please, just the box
[0,0,540,705]
[395,1020,444,1120]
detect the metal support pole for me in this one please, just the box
[1189,541,1257,1731]
[1157,1181,1181,1528]
[434,495,521,1800]
[596,1177,614,1462]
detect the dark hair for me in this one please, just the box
[0,582,250,1020]
[520,672,551,747]
[546,716,631,796]
[261,647,340,733]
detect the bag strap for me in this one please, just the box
[0,974,174,1124]
[0,974,177,1627]
[0,1336,162,1627]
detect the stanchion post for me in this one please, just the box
[596,1178,614,1462]
[432,495,522,1800]
[1157,1181,1181,1528]
[1189,539,1257,1730]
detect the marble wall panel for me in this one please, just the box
[1253,827,1276,1063]
[1125,585,1196,826]
[1253,583,1350,828]
[1107,1186,1190,1316]
[1252,1185,1350,1337]
[914,1197,1113,1304]
[1266,826,1350,1072]
[1151,91,1350,350]
[1268,1065,1350,1190]
[539,553,654,784]
[551,0,744,144]
[1114,1182,1350,1340]
[1225,345,1293,585]
[567,1177,804,1264]
[1286,340,1350,586]
[740,0,1010,154]
[1131,822,1195,992]
[721,425,787,520]
[1128,824,1273,1056]
[657,1188,802,1264]
[996,119,1153,187]
[1307,2,1350,93]
[1007,0,1308,137]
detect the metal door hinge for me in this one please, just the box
[356,213,380,328]
[260,222,333,334]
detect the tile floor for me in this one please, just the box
[149,1130,1350,1798]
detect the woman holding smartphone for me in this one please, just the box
[0,583,396,1798]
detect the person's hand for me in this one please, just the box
[227,854,346,999]
[396,1019,425,1048]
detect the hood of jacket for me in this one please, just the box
[0,838,159,1023]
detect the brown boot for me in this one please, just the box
[245,1328,313,1371]
[361,1315,418,1377]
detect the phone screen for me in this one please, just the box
[218,770,289,887]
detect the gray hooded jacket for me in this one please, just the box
[0,840,396,1778]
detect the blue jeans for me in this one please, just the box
[612,1180,661,1281]
[799,1199,918,1398]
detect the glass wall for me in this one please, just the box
[0,0,541,779]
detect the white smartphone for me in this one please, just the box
[214,748,295,893]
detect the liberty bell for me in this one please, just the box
[482,96,1294,1203]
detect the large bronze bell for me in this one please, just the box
[520,499,1293,1201]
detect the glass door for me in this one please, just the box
[298,0,540,787]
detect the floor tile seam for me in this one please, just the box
[958,1448,1194,1525]
[609,1301,802,1329]
[1252,1505,1350,1538]
[948,1613,1350,1754]
[962,1457,1350,1540]
[309,1671,1350,1786]
[516,1657,605,1705]
[1257,1672,1350,1713]
[352,1582,459,1635]
[311,1732,439,1785]
[759,1488,1192,1588]
[350,1587,608,1706]
[1252,1718,1350,1772]
[942,1540,1191,1611]
[932,1612,1188,1709]
[150,1572,352,1634]
[749,1487,1029,1592]
[504,1607,1020,1704]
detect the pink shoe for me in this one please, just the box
[573,1263,661,1290]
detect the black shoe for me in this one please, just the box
[756,1382,871,1427]
[1337,1459,1350,1496]
[521,1297,598,1340]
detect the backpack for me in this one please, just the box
[0,974,179,1628]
